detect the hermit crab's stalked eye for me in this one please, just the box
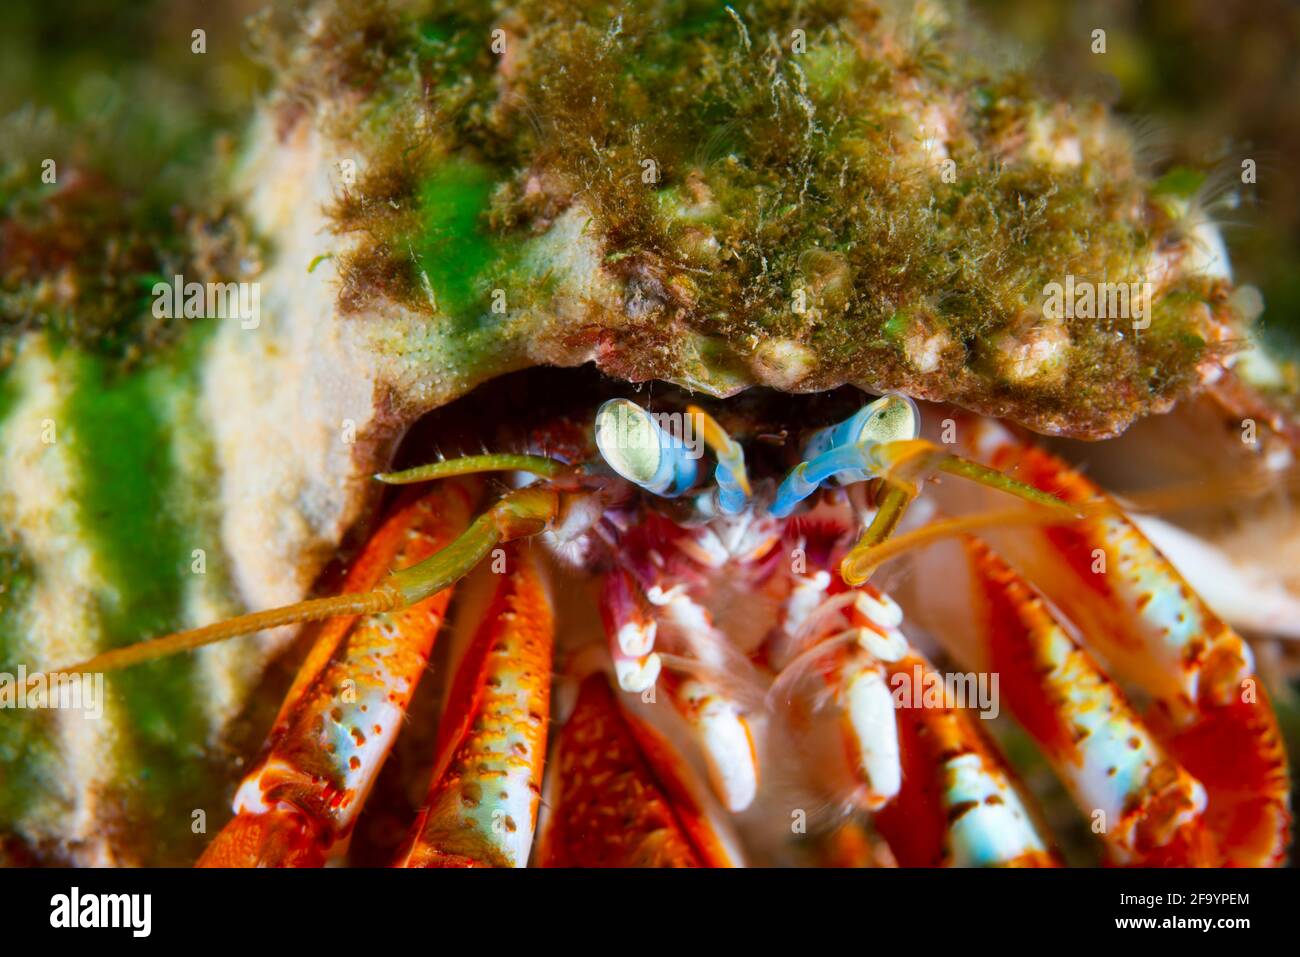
[805,394,922,477]
[771,395,921,517]
[595,398,700,497]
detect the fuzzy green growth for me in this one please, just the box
[0,119,254,371]
[0,157,195,368]
[301,0,1243,437]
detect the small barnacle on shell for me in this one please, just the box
[995,315,1072,385]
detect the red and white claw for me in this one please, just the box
[770,556,1052,864]
[875,652,1058,868]
[599,566,661,694]
[650,586,762,813]
[770,582,910,811]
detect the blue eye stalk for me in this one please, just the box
[594,398,701,497]
[594,399,753,515]
[769,394,921,518]
[594,393,1071,588]
[593,394,921,520]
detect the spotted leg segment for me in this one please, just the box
[600,566,661,694]
[914,537,1213,864]
[537,673,733,867]
[953,417,1290,865]
[394,544,555,868]
[197,482,475,866]
[873,651,1058,868]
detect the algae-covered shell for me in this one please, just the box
[0,0,1275,864]
[288,0,1246,441]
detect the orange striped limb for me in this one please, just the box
[957,418,1252,715]
[958,539,1212,865]
[198,482,475,867]
[955,418,1291,865]
[537,673,731,867]
[394,545,555,868]
[873,653,1058,868]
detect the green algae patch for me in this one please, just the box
[62,343,224,862]
[0,366,19,425]
[0,48,257,374]
[412,159,504,323]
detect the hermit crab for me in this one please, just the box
[33,379,1289,867]
[2,0,1298,867]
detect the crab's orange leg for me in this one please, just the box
[394,544,554,868]
[537,673,737,867]
[950,538,1212,864]
[953,417,1290,865]
[1152,687,1291,867]
[872,652,1058,868]
[197,481,476,867]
